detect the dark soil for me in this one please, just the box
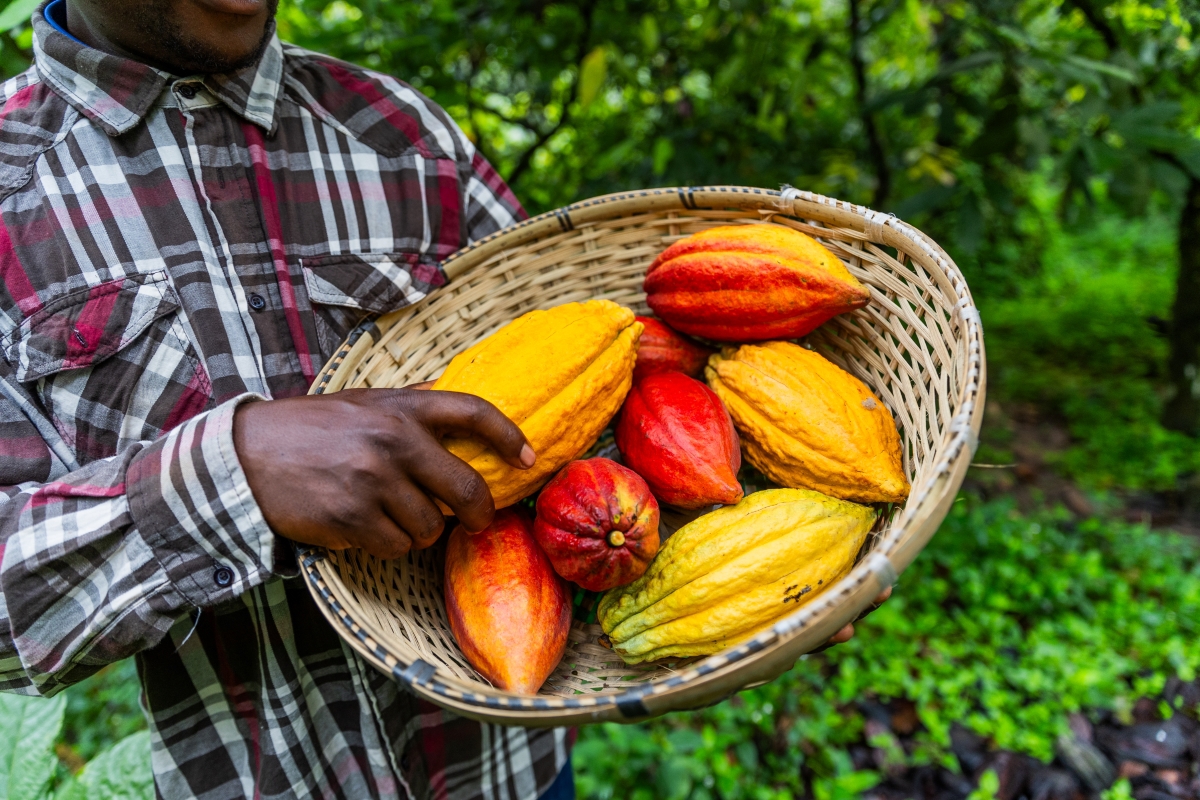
[860,678,1200,800]
[964,402,1200,538]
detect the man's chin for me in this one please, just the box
[155,18,274,74]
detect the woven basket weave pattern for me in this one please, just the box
[301,186,985,726]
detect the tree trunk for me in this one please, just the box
[1164,174,1200,435]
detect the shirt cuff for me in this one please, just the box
[126,393,273,608]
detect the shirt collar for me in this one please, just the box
[33,0,284,136]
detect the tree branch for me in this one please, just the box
[848,0,891,208]
[504,0,599,187]
[1063,0,1121,52]
[462,53,504,170]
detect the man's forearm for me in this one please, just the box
[0,393,275,696]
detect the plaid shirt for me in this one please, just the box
[0,8,570,799]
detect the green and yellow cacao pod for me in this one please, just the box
[597,488,875,664]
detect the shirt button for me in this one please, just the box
[248,293,267,311]
[214,567,234,587]
[177,83,199,99]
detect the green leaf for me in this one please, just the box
[640,15,659,54]
[1060,55,1137,83]
[0,693,66,800]
[55,732,152,800]
[968,769,1000,800]
[0,0,40,33]
[578,46,607,108]
[651,137,674,176]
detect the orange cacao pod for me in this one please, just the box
[444,509,571,694]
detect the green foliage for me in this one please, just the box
[59,661,144,765]
[52,733,153,800]
[967,769,1000,800]
[0,694,65,800]
[0,661,150,800]
[574,497,1200,798]
[272,0,1200,293]
[0,0,38,34]
[982,183,1200,489]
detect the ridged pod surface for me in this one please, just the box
[615,372,743,509]
[432,300,642,508]
[534,458,660,592]
[632,316,714,382]
[444,509,571,694]
[643,225,870,341]
[706,342,909,503]
[597,489,875,664]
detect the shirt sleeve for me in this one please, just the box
[462,148,527,242]
[0,389,275,697]
[433,111,527,243]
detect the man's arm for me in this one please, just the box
[0,391,273,696]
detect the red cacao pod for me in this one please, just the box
[643,225,870,341]
[633,316,715,382]
[615,372,743,509]
[444,508,571,694]
[534,458,660,592]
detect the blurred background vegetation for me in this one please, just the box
[0,0,1196,797]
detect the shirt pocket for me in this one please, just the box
[2,271,212,463]
[300,252,447,360]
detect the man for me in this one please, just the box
[0,2,879,798]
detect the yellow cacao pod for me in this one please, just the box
[597,488,875,664]
[432,300,642,509]
[706,341,909,503]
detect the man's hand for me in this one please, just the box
[233,388,535,560]
[815,585,893,651]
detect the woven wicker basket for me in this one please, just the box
[299,185,986,727]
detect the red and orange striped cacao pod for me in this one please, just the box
[643,225,870,341]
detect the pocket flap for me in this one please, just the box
[3,271,180,382]
[301,252,446,314]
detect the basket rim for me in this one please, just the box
[300,184,987,721]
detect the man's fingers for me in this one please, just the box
[352,514,414,561]
[832,623,854,643]
[381,482,446,550]
[856,585,893,622]
[404,443,497,532]
[398,390,535,470]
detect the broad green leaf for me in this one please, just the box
[0,692,66,800]
[0,0,40,33]
[578,46,607,108]
[55,732,152,800]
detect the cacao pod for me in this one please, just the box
[706,341,909,503]
[534,458,661,591]
[432,300,642,508]
[598,488,875,664]
[633,316,714,382]
[444,508,571,694]
[643,224,870,341]
[615,372,743,509]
